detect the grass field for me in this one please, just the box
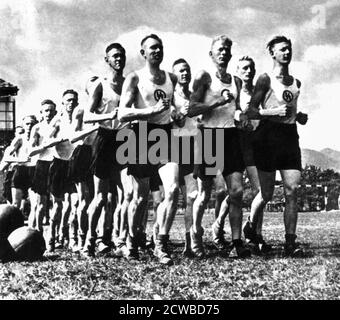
[1,210,340,300]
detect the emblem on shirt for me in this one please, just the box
[282,90,294,103]
[154,89,167,101]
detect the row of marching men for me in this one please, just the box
[0,33,308,266]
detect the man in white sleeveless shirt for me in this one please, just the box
[171,58,199,256]
[188,35,250,258]
[118,34,179,265]
[5,115,38,212]
[29,100,58,234]
[82,43,132,257]
[241,36,308,257]
[44,90,82,252]
[213,56,271,254]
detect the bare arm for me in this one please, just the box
[83,80,117,123]
[118,72,169,122]
[187,70,226,117]
[244,73,287,120]
[7,136,22,156]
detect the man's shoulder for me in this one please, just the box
[256,73,271,87]
[125,71,140,85]
[194,69,212,83]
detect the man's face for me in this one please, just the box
[237,60,255,83]
[142,37,164,65]
[62,93,78,114]
[105,48,126,72]
[173,62,191,85]
[210,40,232,67]
[271,41,292,65]
[40,104,56,123]
[22,118,36,133]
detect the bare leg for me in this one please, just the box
[154,163,179,265]
[83,175,109,256]
[190,177,213,257]
[47,195,63,252]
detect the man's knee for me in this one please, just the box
[94,193,107,208]
[215,189,227,201]
[124,190,133,203]
[229,185,243,203]
[164,183,179,202]
[285,183,299,199]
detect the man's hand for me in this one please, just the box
[273,105,288,117]
[296,112,308,125]
[153,98,170,114]
[181,101,190,116]
[171,111,186,127]
[221,89,234,104]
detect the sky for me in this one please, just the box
[0,0,339,151]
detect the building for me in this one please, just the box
[0,78,19,149]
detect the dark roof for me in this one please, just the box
[0,78,19,96]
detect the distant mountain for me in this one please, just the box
[301,148,340,172]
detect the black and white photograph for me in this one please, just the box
[0,0,340,304]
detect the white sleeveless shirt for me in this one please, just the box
[96,77,123,130]
[135,69,174,125]
[16,134,37,167]
[262,74,300,124]
[172,90,198,137]
[201,73,238,128]
[239,88,259,131]
[36,121,56,162]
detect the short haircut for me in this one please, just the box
[105,43,126,55]
[211,35,233,50]
[266,36,291,54]
[238,56,255,69]
[41,99,56,108]
[140,34,163,47]
[22,115,38,124]
[172,58,189,69]
[62,89,78,100]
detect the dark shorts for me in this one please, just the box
[177,135,195,185]
[11,166,35,197]
[127,122,173,178]
[150,171,162,192]
[91,127,127,179]
[252,121,302,172]
[69,144,93,183]
[3,170,14,202]
[193,127,245,180]
[238,129,255,167]
[31,160,52,195]
[49,157,76,198]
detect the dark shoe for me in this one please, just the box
[284,234,304,257]
[190,227,205,259]
[212,222,229,251]
[284,242,304,257]
[253,235,272,255]
[126,248,139,261]
[243,219,256,243]
[229,239,251,258]
[82,238,96,258]
[154,235,173,266]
